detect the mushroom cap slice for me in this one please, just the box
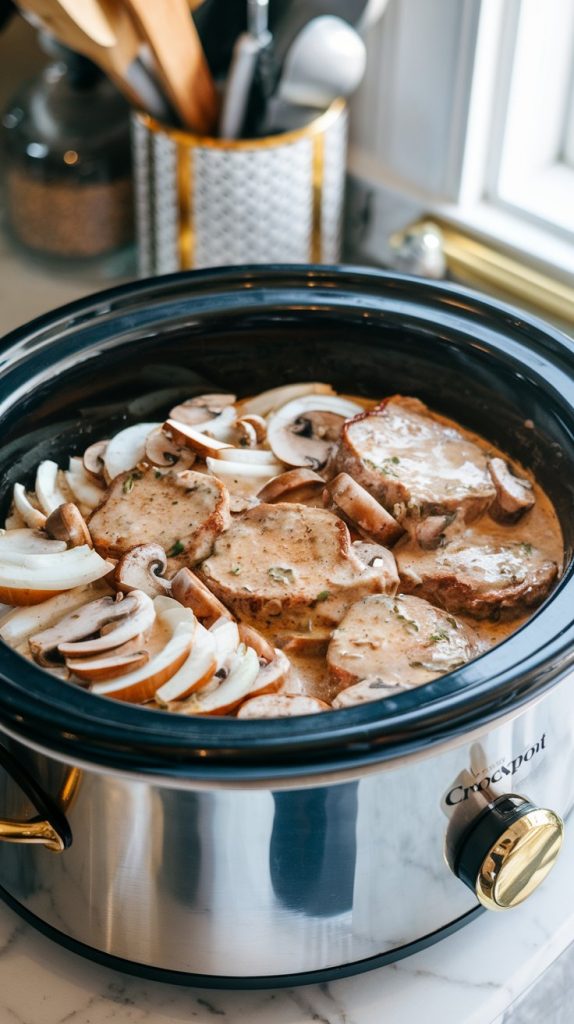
[332,678,402,709]
[237,622,275,663]
[112,544,171,597]
[257,468,325,504]
[29,591,147,664]
[12,484,47,530]
[66,635,150,682]
[104,422,160,481]
[170,568,232,624]
[488,458,536,523]
[66,458,106,512]
[326,472,405,546]
[144,428,196,469]
[247,649,291,698]
[237,382,335,419]
[83,440,109,481]
[236,694,330,718]
[163,420,233,459]
[45,503,93,548]
[0,545,112,606]
[169,394,237,425]
[267,395,363,469]
[58,590,155,658]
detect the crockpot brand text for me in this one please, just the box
[445,734,546,805]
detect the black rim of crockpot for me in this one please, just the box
[0,264,573,779]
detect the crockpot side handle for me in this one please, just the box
[0,745,72,853]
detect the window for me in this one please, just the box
[348,0,574,285]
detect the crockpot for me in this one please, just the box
[0,266,573,988]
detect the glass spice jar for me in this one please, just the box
[1,39,134,260]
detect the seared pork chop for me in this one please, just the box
[199,502,396,632]
[333,396,495,523]
[89,468,230,562]
[328,593,482,696]
[396,529,558,619]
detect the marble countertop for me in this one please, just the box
[0,825,573,1024]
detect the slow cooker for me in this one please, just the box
[0,266,573,988]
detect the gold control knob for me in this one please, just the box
[455,795,564,911]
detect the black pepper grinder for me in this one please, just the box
[1,34,134,261]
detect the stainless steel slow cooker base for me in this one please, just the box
[0,886,481,988]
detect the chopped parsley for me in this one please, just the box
[167,540,185,557]
[314,590,331,603]
[231,566,241,575]
[429,630,450,645]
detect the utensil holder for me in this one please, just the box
[132,100,347,275]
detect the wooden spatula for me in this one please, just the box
[122,0,219,134]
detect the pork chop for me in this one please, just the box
[198,502,396,632]
[396,529,558,619]
[333,396,496,523]
[89,468,230,562]
[327,593,482,697]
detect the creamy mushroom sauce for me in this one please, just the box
[0,385,563,718]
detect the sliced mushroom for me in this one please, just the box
[29,593,138,665]
[0,545,112,607]
[236,382,335,419]
[170,567,232,624]
[169,394,236,425]
[326,473,405,546]
[90,605,196,703]
[163,420,233,459]
[58,590,155,658]
[83,440,109,482]
[351,541,399,591]
[236,694,330,718]
[0,582,109,647]
[233,420,258,448]
[35,461,71,515]
[280,632,331,656]
[414,514,456,550]
[237,622,275,663]
[210,617,241,670]
[144,428,196,469]
[66,634,150,682]
[332,678,402,709]
[112,544,171,597]
[488,458,536,523]
[257,468,325,504]
[12,484,47,530]
[237,415,267,444]
[45,503,93,548]
[104,423,160,481]
[267,396,363,470]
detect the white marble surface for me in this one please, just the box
[0,825,572,1024]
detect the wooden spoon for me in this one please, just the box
[122,0,219,133]
[16,0,171,120]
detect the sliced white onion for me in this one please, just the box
[0,529,66,555]
[35,461,70,515]
[173,644,260,715]
[104,423,160,481]
[205,457,280,480]
[155,622,217,704]
[12,484,47,529]
[215,448,281,465]
[0,546,112,605]
[237,383,335,418]
[66,458,106,510]
[191,406,237,441]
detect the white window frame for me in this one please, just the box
[348,0,574,282]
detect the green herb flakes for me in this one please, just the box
[167,540,185,557]
[315,590,331,603]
